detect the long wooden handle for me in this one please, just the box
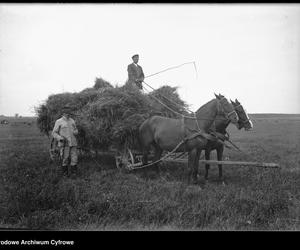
[198,160,280,168]
[166,158,280,168]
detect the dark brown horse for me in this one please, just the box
[204,99,253,184]
[139,93,239,184]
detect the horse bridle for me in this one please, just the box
[191,96,238,132]
[234,104,251,125]
[218,97,238,121]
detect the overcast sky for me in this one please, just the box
[0,3,299,116]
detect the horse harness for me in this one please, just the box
[131,98,244,170]
[181,114,223,147]
[234,104,252,127]
[180,106,244,153]
[179,96,239,147]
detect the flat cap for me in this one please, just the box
[132,54,139,59]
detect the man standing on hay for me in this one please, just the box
[127,54,145,90]
[52,105,79,178]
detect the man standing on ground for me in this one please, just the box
[127,54,145,90]
[52,105,78,178]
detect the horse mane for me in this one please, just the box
[195,98,217,115]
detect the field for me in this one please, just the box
[0,114,299,230]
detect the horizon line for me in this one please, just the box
[1,112,300,118]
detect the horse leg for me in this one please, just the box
[194,149,201,185]
[139,126,153,166]
[217,146,225,185]
[188,148,198,185]
[204,149,211,182]
[187,150,194,184]
[152,143,163,174]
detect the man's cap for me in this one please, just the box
[132,54,139,59]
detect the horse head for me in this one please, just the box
[214,93,239,129]
[230,99,253,131]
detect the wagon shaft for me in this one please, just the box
[201,160,280,168]
[165,158,280,168]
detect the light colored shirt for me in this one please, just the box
[52,116,78,147]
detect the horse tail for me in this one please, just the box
[138,116,156,149]
[137,122,144,149]
[139,117,157,164]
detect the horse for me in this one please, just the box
[138,93,240,184]
[204,99,253,184]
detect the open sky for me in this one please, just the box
[0,3,299,116]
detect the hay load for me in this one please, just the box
[36,78,188,151]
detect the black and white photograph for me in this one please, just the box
[0,3,299,234]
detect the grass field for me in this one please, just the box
[0,114,299,230]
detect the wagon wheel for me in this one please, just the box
[115,149,135,172]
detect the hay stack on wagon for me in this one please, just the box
[35,78,188,152]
